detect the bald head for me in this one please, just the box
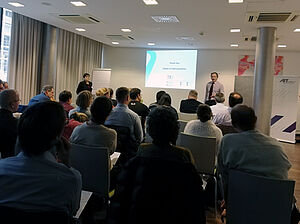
[0,89,20,112]
[231,104,257,132]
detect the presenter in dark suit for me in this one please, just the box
[179,90,202,113]
[76,73,92,94]
[205,72,224,106]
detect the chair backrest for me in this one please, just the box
[178,133,216,175]
[216,124,237,135]
[70,143,109,196]
[0,206,70,224]
[178,112,197,121]
[227,170,295,224]
[178,120,188,133]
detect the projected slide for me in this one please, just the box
[145,50,197,89]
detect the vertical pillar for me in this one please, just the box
[253,27,276,135]
[40,24,58,92]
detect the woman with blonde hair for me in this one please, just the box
[96,87,110,98]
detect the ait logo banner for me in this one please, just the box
[270,76,299,143]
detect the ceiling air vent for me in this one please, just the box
[106,35,133,41]
[246,12,299,23]
[58,14,101,24]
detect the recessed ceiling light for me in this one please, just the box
[151,16,179,23]
[293,28,300,32]
[230,44,239,47]
[112,42,119,45]
[176,36,195,41]
[143,0,158,5]
[277,44,287,48]
[70,1,86,6]
[121,28,132,32]
[229,0,243,3]
[148,42,155,46]
[75,28,86,32]
[230,28,241,33]
[8,2,24,7]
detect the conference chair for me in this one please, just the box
[106,125,139,165]
[227,170,295,224]
[178,133,218,216]
[0,206,71,224]
[70,144,109,197]
[216,124,237,135]
[178,112,197,121]
[176,120,188,145]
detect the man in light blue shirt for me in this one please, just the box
[105,87,143,144]
[0,101,82,216]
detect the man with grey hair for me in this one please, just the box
[0,89,20,158]
[179,90,202,113]
[210,93,229,125]
[28,85,54,106]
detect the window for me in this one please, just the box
[0,8,12,81]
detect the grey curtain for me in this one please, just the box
[8,12,103,105]
[8,13,43,104]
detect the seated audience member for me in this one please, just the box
[96,87,110,98]
[149,90,166,109]
[217,104,291,195]
[59,90,74,116]
[217,105,300,222]
[128,88,150,133]
[184,104,223,150]
[214,92,243,127]
[62,112,88,140]
[3,82,8,89]
[28,85,54,106]
[179,90,202,113]
[0,80,3,92]
[109,106,206,224]
[105,87,143,145]
[0,101,82,216]
[157,93,178,120]
[70,96,117,155]
[210,93,229,125]
[0,89,20,158]
[109,88,117,107]
[69,90,92,119]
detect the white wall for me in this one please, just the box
[102,45,300,130]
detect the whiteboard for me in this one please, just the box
[92,68,111,94]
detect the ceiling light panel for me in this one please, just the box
[112,42,119,45]
[277,44,287,48]
[148,42,155,46]
[229,0,243,3]
[230,44,239,47]
[75,28,86,31]
[121,28,132,32]
[293,29,300,32]
[8,2,24,7]
[230,28,240,33]
[70,1,86,6]
[143,0,158,5]
[151,16,179,23]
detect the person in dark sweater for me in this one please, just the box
[76,73,92,94]
[128,88,150,133]
[0,89,20,158]
[179,90,202,113]
[109,106,206,224]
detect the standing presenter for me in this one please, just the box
[205,72,224,106]
[76,73,92,94]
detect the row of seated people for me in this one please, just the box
[0,86,299,223]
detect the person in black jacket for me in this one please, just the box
[76,73,92,94]
[109,106,206,224]
[0,89,20,158]
[179,90,202,113]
